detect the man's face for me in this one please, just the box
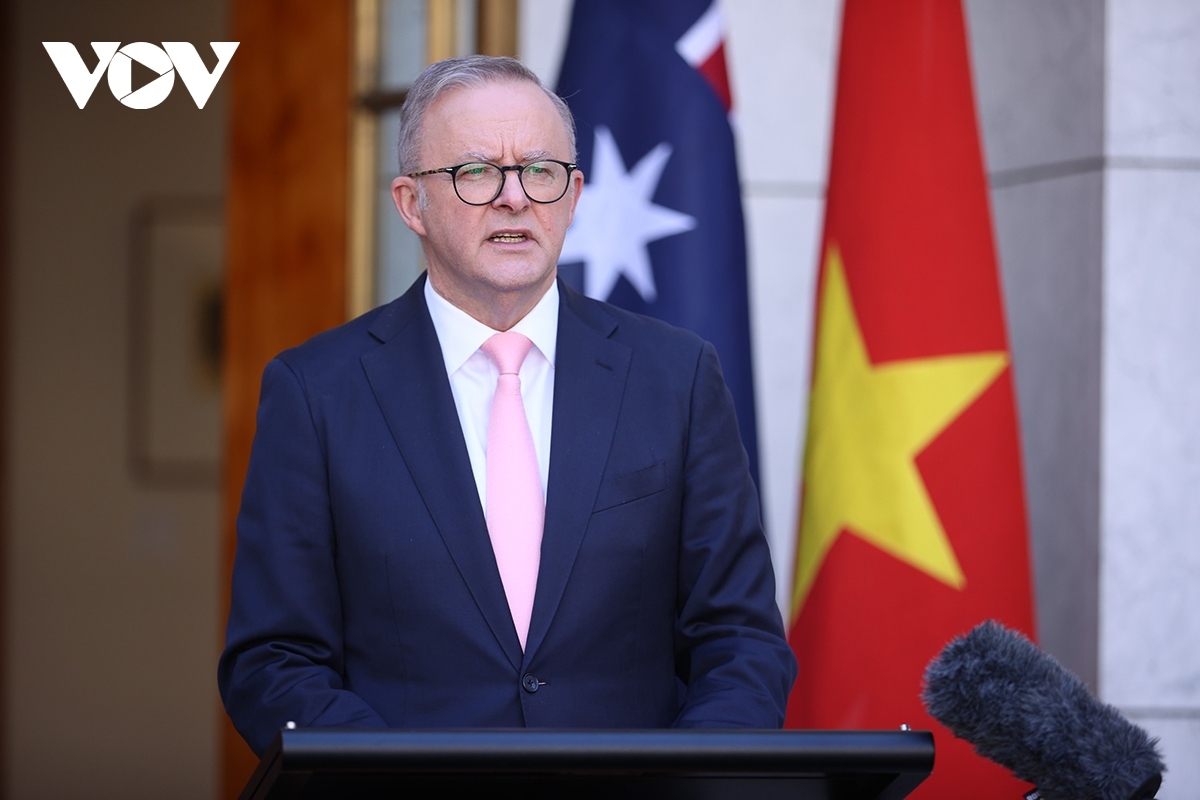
[392,80,583,315]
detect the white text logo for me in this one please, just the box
[42,42,239,109]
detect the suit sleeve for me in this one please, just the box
[218,357,387,756]
[672,342,798,728]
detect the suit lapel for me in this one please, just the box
[525,283,631,659]
[361,277,523,670]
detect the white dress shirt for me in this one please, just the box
[424,277,557,511]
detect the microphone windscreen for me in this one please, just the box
[922,620,1165,800]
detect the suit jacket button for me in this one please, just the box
[522,674,540,693]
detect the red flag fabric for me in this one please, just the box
[785,1,1038,796]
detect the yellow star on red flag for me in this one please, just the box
[792,246,1009,617]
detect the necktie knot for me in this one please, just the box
[482,331,534,376]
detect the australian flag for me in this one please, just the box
[557,0,760,484]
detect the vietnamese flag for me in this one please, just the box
[785,1,1037,797]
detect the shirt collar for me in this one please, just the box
[424,276,559,374]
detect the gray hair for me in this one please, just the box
[395,55,578,175]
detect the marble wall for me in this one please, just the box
[966,0,1106,691]
[1101,0,1200,791]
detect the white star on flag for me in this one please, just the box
[559,126,697,302]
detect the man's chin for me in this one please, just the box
[478,263,557,296]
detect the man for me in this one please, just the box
[219,55,796,757]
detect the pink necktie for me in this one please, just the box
[481,331,543,650]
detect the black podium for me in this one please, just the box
[238,729,934,799]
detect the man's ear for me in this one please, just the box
[391,176,426,236]
[565,169,585,225]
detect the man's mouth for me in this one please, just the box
[489,233,527,243]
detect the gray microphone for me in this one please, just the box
[922,620,1165,800]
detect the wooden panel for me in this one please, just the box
[478,0,519,57]
[348,0,381,320]
[427,0,457,62]
[220,1,353,798]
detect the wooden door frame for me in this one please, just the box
[219,2,354,796]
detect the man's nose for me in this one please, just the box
[493,168,531,208]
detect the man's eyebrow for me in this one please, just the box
[464,150,554,163]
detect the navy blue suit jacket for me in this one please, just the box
[219,276,797,756]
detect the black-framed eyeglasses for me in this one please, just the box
[407,160,578,206]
